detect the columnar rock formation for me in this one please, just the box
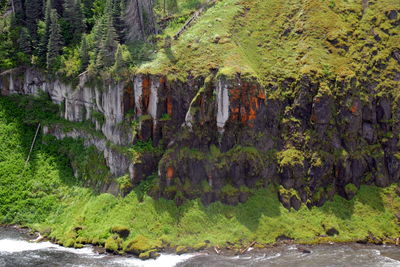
[1,66,399,208]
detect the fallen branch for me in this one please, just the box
[239,241,256,255]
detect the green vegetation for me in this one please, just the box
[277,147,305,168]
[1,94,400,252]
[1,0,400,257]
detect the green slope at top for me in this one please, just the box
[140,0,400,84]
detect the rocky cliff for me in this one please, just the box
[1,62,400,209]
[0,0,399,208]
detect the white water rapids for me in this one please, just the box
[0,227,400,267]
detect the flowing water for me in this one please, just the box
[1,226,400,267]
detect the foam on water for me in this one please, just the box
[0,239,56,253]
[0,239,98,256]
[111,253,197,267]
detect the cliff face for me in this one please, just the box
[1,64,400,208]
[0,0,399,207]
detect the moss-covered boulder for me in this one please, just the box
[125,235,158,255]
[63,239,75,248]
[105,236,123,253]
[344,183,358,199]
[110,226,130,239]
[193,242,207,251]
[139,249,160,260]
[176,246,188,255]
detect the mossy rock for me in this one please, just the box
[345,183,358,199]
[253,243,265,249]
[105,236,122,253]
[221,184,239,197]
[139,249,160,260]
[63,239,75,248]
[74,243,84,249]
[277,148,305,168]
[125,235,157,255]
[110,226,130,239]
[193,242,207,251]
[75,236,89,244]
[176,246,188,255]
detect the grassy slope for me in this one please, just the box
[140,0,400,86]
[1,95,400,252]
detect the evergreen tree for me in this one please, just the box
[47,9,63,70]
[63,0,85,45]
[113,43,125,71]
[91,15,106,61]
[96,15,118,68]
[74,0,86,36]
[18,27,32,54]
[79,35,89,71]
[38,0,52,67]
[111,0,125,42]
[25,0,43,39]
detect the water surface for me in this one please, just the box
[1,227,399,267]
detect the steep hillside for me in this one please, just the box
[1,95,400,256]
[143,0,399,84]
[0,0,400,257]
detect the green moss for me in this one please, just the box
[125,235,160,255]
[193,242,207,251]
[221,184,239,197]
[201,180,212,193]
[63,239,75,248]
[105,236,121,253]
[139,249,160,259]
[117,175,133,194]
[277,147,305,168]
[345,183,358,196]
[176,246,188,255]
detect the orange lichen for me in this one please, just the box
[166,167,174,180]
[228,82,265,128]
[166,96,173,116]
[350,103,358,114]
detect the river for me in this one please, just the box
[0,227,399,267]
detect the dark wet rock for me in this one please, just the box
[298,247,311,253]
[362,123,376,144]
[110,226,130,239]
[290,195,301,211]
[387,10,398,20]
[276,235,293,242]
[176,246,189,255]
[326,227,339,236]
[368,232,383,245]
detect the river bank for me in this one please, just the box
[1,226,400,267]
[2,223,400,262]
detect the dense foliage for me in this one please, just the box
[0,0,207,76]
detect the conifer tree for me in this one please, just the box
[79,35,89,71]
[96,15,118,68]
[63,0,85,45]
[25,0,43,39]
[113,43,125,71]
[18,27,32,54]
[38,0,52,67]
[47,9,63,70]
[112,0,125,42]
